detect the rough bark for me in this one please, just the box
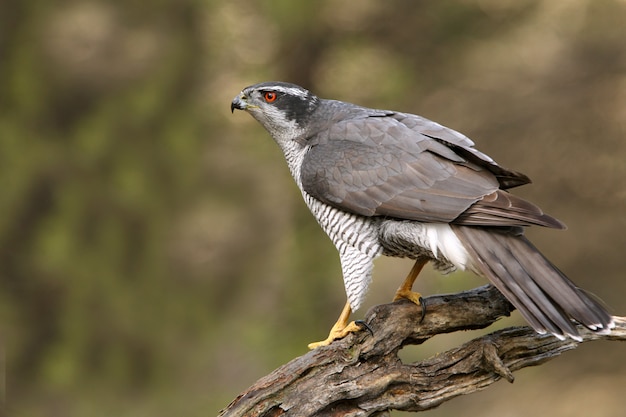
[218,285,625,417]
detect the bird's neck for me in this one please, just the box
[274,138,309,186]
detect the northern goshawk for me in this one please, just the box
[231,81,614,348]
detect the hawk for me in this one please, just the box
[231,81,613,348]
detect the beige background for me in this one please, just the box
[4,1,625,416]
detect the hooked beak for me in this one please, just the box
[231,94,247,113]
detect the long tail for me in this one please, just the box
[453,225,614,340]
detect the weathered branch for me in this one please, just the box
[218,285,625,417]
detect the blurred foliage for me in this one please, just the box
[1,0,625,416]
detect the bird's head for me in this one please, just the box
[231,81,321,142]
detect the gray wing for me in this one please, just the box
[391,112,531,189]
[301,113,564,228]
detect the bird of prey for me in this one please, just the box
[231,81,614,349]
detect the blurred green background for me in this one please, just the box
[2,0,626,416]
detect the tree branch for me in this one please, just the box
[218,285,625,417]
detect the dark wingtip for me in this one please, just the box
[542,213,567,230]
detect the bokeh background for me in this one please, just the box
[3,0,626,416]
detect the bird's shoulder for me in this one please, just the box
[298,102,555,226]
[300,105,503,221]
[307,103,452,156]
[305,104,529,190]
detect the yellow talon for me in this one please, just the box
[308,301,362,349]
[393,289,423,305]
[393,259,427,304]
[308,321,362,349]
[393,259,428,322]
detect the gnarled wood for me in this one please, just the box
[218,285,625,417]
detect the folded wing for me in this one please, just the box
[301,113,564,229]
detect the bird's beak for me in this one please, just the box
[231,94,247,113]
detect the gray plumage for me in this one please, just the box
[231,81,614,341]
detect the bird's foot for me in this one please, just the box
[307,320,363,349]
[393,289,423,305]
[393,290,427,323]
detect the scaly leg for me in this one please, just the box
[308,301,363,349]
[393,258,427,306]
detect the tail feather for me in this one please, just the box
[453,226,614,340]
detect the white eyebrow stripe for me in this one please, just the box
[258,85,310,97]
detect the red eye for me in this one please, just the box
[264,92,277,102]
